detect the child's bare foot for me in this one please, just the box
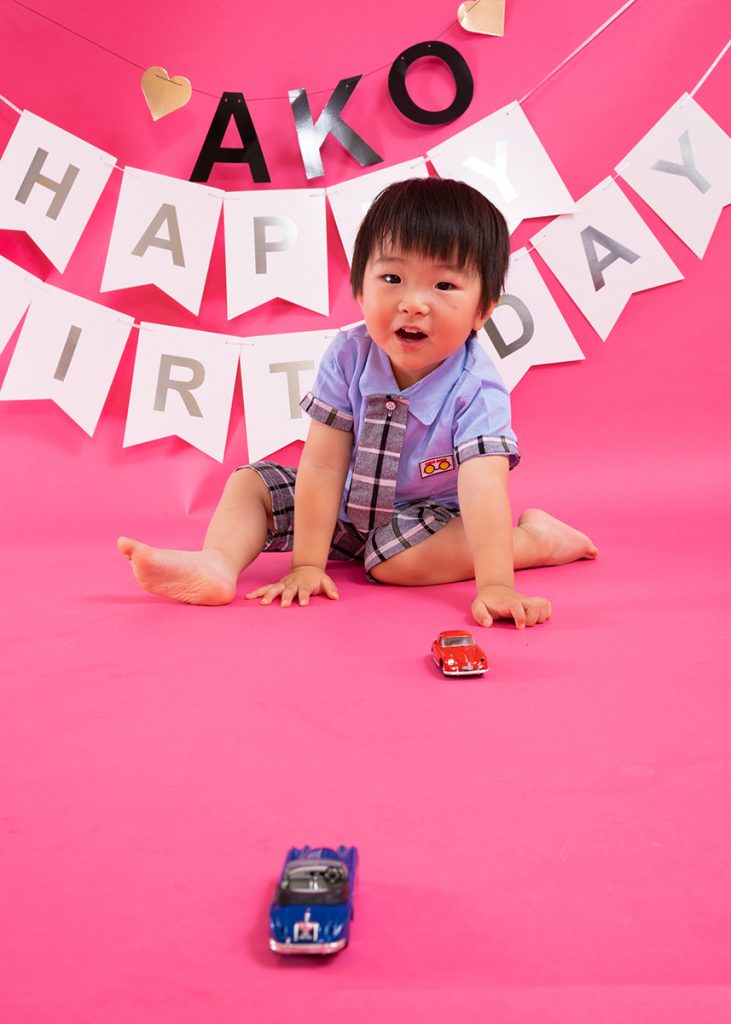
[117,537,238,605]
[515,509,598,568]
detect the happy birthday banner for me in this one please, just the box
[0,21,729,460]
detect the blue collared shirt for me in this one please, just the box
[300,323,520,520]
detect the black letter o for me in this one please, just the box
[388,41,474,126]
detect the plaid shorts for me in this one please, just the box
[241,461,460,578]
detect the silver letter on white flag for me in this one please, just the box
[224,188,329,317]
[101,168,223,315]
[0,283,133,435]
[0,112,116,271]
[427,102,575,233]
[478,248,584,391]
[239,329,336,462]
[617,93,731,258]
[326,158,429,265]
[531,178,683,340]
[124,323,240,461]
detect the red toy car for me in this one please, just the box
[431,629,488,676]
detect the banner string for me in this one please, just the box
[690,37,730,96]
[518,0,640,104]
[5,0,493,102]
[0,92,22,114]
[2,0,650,108]
[3,1,728,121]
[0,8,727,341]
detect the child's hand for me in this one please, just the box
[472,584,551,629]
[245,565,339,608]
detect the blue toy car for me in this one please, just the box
[269,845,358,955]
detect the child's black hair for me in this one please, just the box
[350,177,510,314]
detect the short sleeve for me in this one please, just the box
[452,375,520,469]
[299,331,355,432]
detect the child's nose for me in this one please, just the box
[398,288,429,315]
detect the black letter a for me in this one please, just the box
[190,92,271,183]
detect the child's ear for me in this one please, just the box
[473,301,496,333]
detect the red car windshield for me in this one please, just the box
[442,636,475,647]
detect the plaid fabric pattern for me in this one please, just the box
[362,501,459,575]
[344,394,409,533]
[455,434,520,467]
[242,462,367,562]
[241,462,459,577]
[299,392,354,432]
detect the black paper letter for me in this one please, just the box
[190,93,270,184]
[289,77,383,180]
[388,41,473,126]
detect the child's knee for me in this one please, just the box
[369,549,426,586]
[231,468,274,522]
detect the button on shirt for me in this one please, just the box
[299,323,520,525]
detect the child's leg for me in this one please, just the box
[117,468,272,604]
[369,508,597,586]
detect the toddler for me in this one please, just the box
[119,177,596,627]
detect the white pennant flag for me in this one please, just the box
[0,111,116,272]
[478,247,584,391]
[124,323,240,461]
[427,102,575,233]
[0,283,133,435]
[531,178,683,340]
[617,93,731,258]
[0,255,38,355]
[326,158,429,265]
[102,168,223,315]
[240,329,337,462]
[224,188,329,317]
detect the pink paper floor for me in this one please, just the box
[2,0,731,1020]
[3,235,730,1020]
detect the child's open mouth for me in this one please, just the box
[396,328,427,342]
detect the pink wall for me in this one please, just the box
[2,5,731,1021]
[1,0,728,545]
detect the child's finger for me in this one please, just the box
[472,599,493,628]
[262,584,288,605]
[322,577,339,600]
[279,584,300,607]
[524,602,541,627]
[510,600,527,629]
[526,597,551,624]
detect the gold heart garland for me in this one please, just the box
[457,0,505,37]
[141,66,192,121]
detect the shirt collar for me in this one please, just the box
[361,336,470,425]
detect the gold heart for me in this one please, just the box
[457,0,505,37]
[141,66,192,121]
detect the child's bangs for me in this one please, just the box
[373,202,480,273]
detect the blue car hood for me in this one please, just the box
[270,902,349,942]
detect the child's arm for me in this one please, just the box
[246,419,353,607]
[458,455,551,629]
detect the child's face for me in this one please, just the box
[356,247,493,391]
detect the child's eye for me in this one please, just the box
[382,274,401,284]
[435,281,456,291]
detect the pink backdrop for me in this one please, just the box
[2,1,730,1021]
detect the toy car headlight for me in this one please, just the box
[447,658,456,665]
